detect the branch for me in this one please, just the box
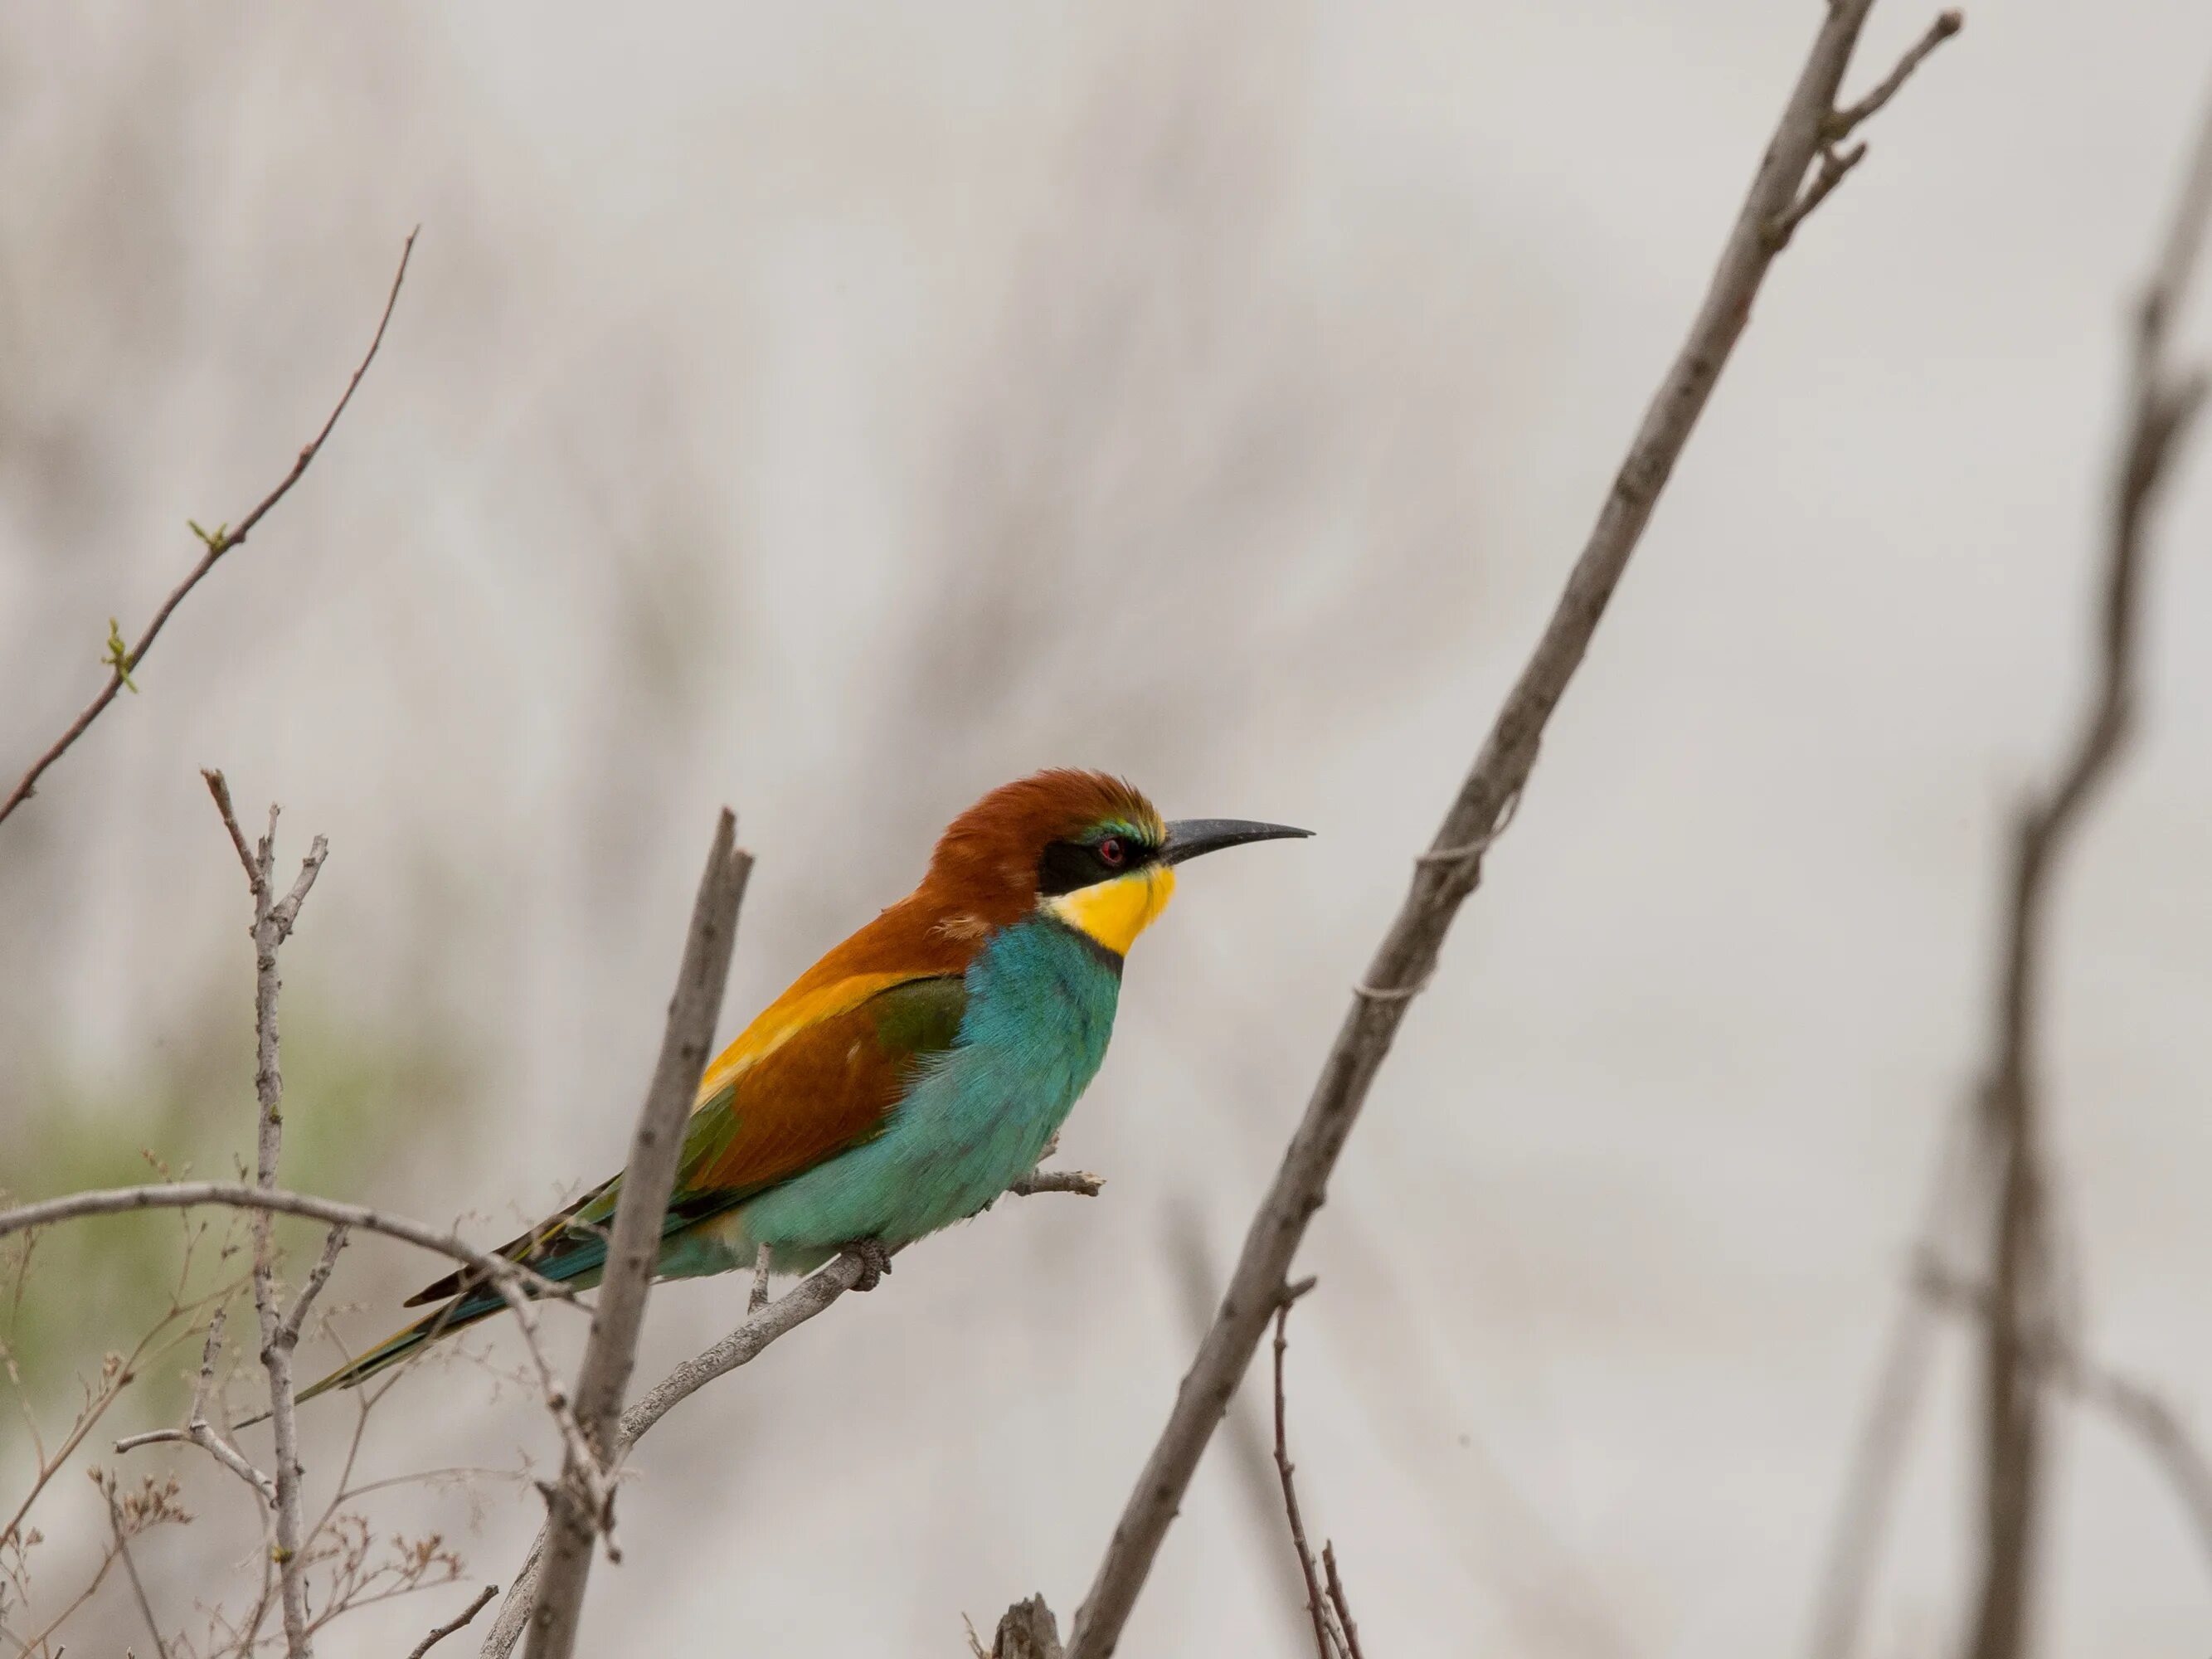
[478,1171,1099,1659]
[200,778,330,1657]
[409,1584,501,1659]
[0,1182,574,1304]
[1958,80,2212,1659]
[115,1306,275,1504]
[519,813,751,1659]
[1055,8,1957,1653]
[1268,1287,1337,1659]
[0,231,417,830]
[1920,1262,2212,1579]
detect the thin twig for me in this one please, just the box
[1270,1294,1334,1659]
[521,815,751,1659]
[1830,10,1964,139]
[114,1307,276,1504]
[408,1585,501,1659]
[1321,1544,1366,1659]
[1802,1100,1983,1659]
[105,1486,173,1659]
[0,230,418,830]
[1957,80,2212,1659]
[279,1226,350,1350]
[1764,143,1868,252]
[1056,8,1957,1652]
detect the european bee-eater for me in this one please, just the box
[300,770,1307,1400]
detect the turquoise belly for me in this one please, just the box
[702,917,1122,1273]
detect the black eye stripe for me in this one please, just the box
[1037,833,1158,897]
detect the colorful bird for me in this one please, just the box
[299,769,1307,1401]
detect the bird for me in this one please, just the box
[298,768,1308,1402]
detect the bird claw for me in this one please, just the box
[840,1238,893,1292]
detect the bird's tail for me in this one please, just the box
[292,1284,517,1408]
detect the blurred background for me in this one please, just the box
[4,0,2211,1653]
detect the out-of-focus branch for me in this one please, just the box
[408,1584,501,1659]
[1958,84,2212,1659]
[520,812,751,1659]
[1803,1102,1981,1659]
[0,231,417,831]
[479,1170,1101,1659]
[1052,8,1960,1654]
[204,772,328,1657]
[1919,1260,2212,1579]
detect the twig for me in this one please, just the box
[1957,80,2212,1659]
[1802,1100,1983,1659]
[114,1307,276,1504]
[0,1184,572,1304]
[1055,8,1957,1653]
[478,1170,1097,1659]
[1007,1169,1105,1198]
[521,814,752,1659]
[1321,1544,1366,1659]
[1919,1262,2212,1579]
[1830,10,1964,139]
[207,777,327,1658]
[1269,1294,1334,1659]
[0,231,417,830]
[408,1584,501,1659]
[105,1484,173,1659]
[278,1226,350,1350]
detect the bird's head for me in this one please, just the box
[921,769,1310,957]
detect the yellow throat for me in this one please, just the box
[1043,865,1177,956]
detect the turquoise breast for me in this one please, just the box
[732,916,1122,1271]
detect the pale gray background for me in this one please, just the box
[4,1,2210,1653]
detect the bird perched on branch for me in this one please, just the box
[300,769,1308,1400]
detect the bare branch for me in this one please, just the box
[521,812,751,1659]
[0,1185,575,1301]
[0,230,417,830]
[279,1226,351,1350]
[115,1306,277,1506]
[202,785,330,1657]
[1057,8,1957,1653]
[1007,1169,1105,1198]
[1920,1262,2212,1579]
[1957,79,2212,1659]
[1269,1292,1335,1659]
[409,1584,502,1659]
[1764,143,1868,253]
[1830,10,1964,139]
[1321,1545,1366,1659]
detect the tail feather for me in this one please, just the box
[294,1286,509,1406]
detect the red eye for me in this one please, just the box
[1097,836,1126,868]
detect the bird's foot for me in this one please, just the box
[839,1237,894,1292]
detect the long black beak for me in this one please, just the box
[1160,817,1313,865]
